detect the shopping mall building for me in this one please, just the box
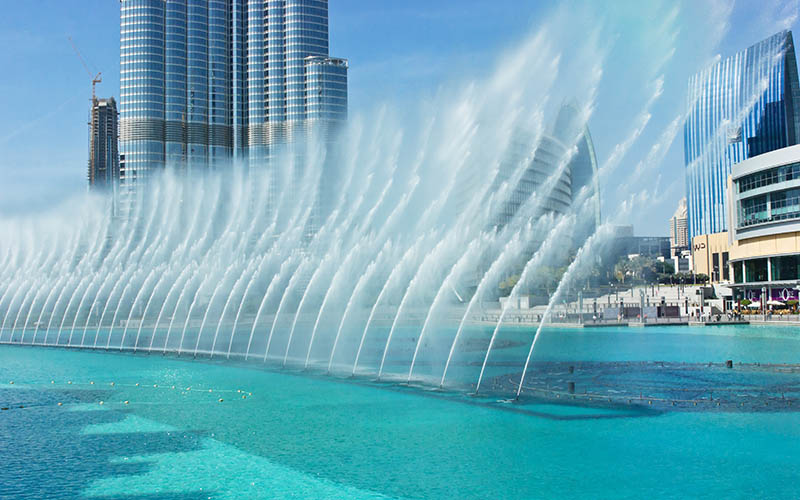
[693,145,800,307]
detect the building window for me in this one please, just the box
[722,252,729,281]
[744,258,768,283]
[712,253,720,282]
[733,261,743,284]
[737,162,800,193]
[771,255,800,281]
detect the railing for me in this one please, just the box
[741,313,800,322]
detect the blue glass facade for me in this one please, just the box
[119,0,347,186]
[684,30,800,240]
[305,56,348,125]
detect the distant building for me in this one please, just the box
[88,97,119,189]
[609,226,671,262]
[669,197,688,256]
[684,30,800,241]
[118,0,348,187]
[672,250,692,274]
[489,104,600,243]
[611,225,634,239]
[624,236,671,260]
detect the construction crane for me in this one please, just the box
[68,36,102,103]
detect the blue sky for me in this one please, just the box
[0,0,798,234]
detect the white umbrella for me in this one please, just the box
[746,301,760,308]
[767,299,784,307]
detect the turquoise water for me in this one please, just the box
[1,325,799,499]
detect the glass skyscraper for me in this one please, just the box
[684,30,800,240]
[119,0,347,187]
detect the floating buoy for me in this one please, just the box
[248,392,252,396]
[110,382,115,386]
[208,389,212,393]
[57,402,63,406]
[171,385,175,389]
[99,401,104,405]
[51,380,55,384]
[237,389,241,393]
[186,387,191,391]
[242,395,247,399]
[68,381,72,385]
[124,401,129,405]
[153,384,158,388]
[90,381,94,385]
[218,398,224,403]
[8,381,13,385]
[135,383,140,387]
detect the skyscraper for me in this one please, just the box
[669,197,688,256]
[119,0,347,187]
[88,97,120,189]
[684,30,800,240]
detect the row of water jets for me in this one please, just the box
[0,30,615,396]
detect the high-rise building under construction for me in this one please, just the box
[88,97,120,189]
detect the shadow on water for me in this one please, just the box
[0,387,214,500]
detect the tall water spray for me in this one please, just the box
[0,2,714,396]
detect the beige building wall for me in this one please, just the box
[729,231,800,260]
[691,231,730,279]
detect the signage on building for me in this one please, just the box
[743,288,800,301]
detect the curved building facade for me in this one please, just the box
[119,0,347,189]
[490,104,600,245]
[727,144,800,303]
[684,30,800,241]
